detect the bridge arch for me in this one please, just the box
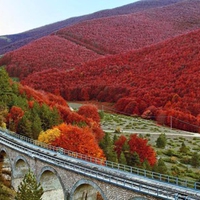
[70,179,108,200]
[12,155,30,191]
[38,166,68,200]
[0,148,12,188]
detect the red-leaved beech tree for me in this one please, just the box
[114,135,127,158]
[164,109,200,133]
[114,134,156,166]
[51,123,105,160]
[77,104,100,123]
[6,106,24,132]
[128,134,157,166]
[19,84,68,107]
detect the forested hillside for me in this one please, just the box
[0,0,200,134]
[0,68,158,169]
[0,36,103,79]
[20,28,200,132]
[0,0,183,54]
[0,68,105,159]
[56,0,200,53]
[1,0,200,81]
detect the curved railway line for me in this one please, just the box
[0,129,200,199]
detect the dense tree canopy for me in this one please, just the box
[113,134,156,167]
[39,123,105,160]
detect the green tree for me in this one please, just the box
[39,104,61,130]
[15,170,43,200]
[0,67,12,95]
[179,141,189,154]
[0,67,13,106]
[100,132,112,151]
[126,151,141,167]
[0,183,11,200]
[113,134,118,144]
[191,152,200,168]
[100,133,118,162]
[141,159,152,171]
[0,103,8,128]
[17,112,32,138]
[11,82,20,95]
[31,114,42,140]
[11,95,28,110]
[156,133,167,148]
[106,146,118,162]
[119,151,127,165]
[153,158,168,174]
[122,140,129,152]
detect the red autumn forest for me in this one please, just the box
[0,0,200,168]
[0,0,185,55]
[14,27,200,132]
[56,0,200,54]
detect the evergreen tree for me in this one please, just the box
[153,158,168,174]
[122,140,129,152]
[11,82,20,95]
[106,146,118,162]
[179,141,189,154]
[39,104,61,130]
[0,67,13,106]
[11,95,28,110]
[17,112,32,138]
[0,103,8,128]
[100,132,112,151]
[0,184,11,200]
[126,151,141,167]
[29,103,42,139]
[15,171,43,200]
[100,133,118,162]
[191,152,200,168]
[0,67,12,95]
[156,133,167,148]
[38,104,51,130]
[113,134,118,144]
[141,159,152,171]
[119,151,127,165]
[31,114,42,140]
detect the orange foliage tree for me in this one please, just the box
[77,104,104,142]
[47,123,105,160]
[77,104,100,123]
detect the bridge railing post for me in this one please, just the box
[195,182,197,190]
[144,169,146,177]
[59,147,63,154]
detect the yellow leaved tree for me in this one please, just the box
[38,127,60,144]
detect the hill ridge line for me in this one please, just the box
[55,32,115,55]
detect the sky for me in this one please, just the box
[0,0,139,36]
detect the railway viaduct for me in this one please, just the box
[0,128,200,200]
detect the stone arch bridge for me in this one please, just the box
[0,129,200,200]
